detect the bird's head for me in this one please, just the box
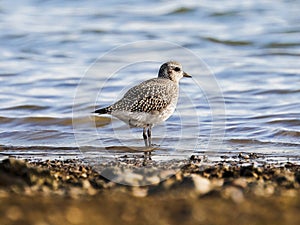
[158,61,191,83]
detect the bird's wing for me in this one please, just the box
[130,93,171,113]
[112,78,177,113]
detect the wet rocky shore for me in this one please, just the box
[0,155,299,225]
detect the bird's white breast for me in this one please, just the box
[111,99,177,128]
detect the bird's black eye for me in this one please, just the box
[174,67,181,72]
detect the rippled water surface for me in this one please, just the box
[0,0,299,163]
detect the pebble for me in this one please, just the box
[191,175,211,195]
[159,169,177,180]
[116,170,144,186]
[222,186,244,203]
[162,177,176,189]
[145,175,161,185]
[132,187,148,197]
[233,178,248,189]
[238,153,250,160]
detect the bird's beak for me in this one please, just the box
[183,71,192,78]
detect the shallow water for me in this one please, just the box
[0,0,299,164]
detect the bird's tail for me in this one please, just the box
[94,106,112,114]
[94,107,108,114]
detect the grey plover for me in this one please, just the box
[94,61,191,146]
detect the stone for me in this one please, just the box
[191,175,211,195]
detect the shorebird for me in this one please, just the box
[94,61,191,147]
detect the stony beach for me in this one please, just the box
[0,155,299,225]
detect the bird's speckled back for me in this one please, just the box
[110,77,178,113]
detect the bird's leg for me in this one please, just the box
[143,127,148,147]
[143,127,150,160]
[147,126,152,159]
[143,125,153,160]
[147,126,152,147]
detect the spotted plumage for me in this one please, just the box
[94,61,191,146]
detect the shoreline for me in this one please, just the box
[1,156,299,225]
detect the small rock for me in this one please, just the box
[222,186,244,203]
[211,178,224,188]
[232,178,248,189]
[249,153,259,159]
[264,185,275,196]
[162,177,176,189]
[81,180,91,189]
[238,153,249,160]
[69,187,83,199]
[132,187,148,197]
[117,170,144,186]
[145,176,160,185]
[253,182,265,196]
[175,172,183,182]
[80,173,87,178]
[192,175,211,195]
[190,155,202,162]
[160,170,176,180]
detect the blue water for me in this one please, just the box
[0,0,299,164]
